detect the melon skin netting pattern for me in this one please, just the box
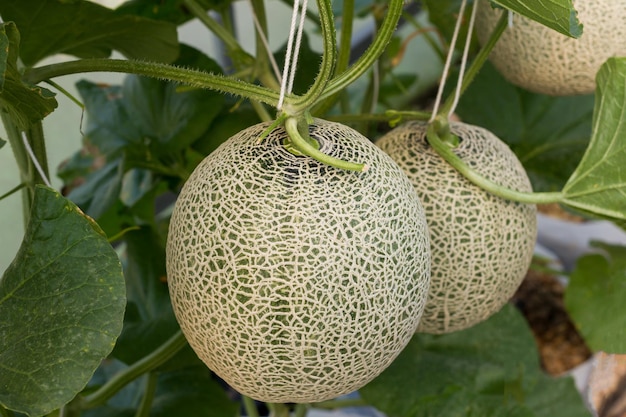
[377,121,537,334]
[166,119,431,403]
[475,0,626,96]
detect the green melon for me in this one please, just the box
[166,119,431,402]
[377,121,537,334]
[475,0,626,96]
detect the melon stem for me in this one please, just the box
[427,119,564,205]
[284,117,369,172]
[268,403,291,417]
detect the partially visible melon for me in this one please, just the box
[166,119,431,402]
[377,121,537,334]
[475,0,626,96]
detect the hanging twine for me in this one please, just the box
[277,0,309,110]
[429,0,473,122]
[448,0,479,118]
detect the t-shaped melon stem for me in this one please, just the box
[283,116,369,172]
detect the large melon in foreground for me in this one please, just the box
[475,0,626,96]
[166,119,431,403]
[377,121,537,334]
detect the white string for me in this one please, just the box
[277,0,307,110]
[286,0,309,95]
[508,10,514,28]
[248,0,282,82]
[448,0,479,117]
[21,131,52,188]
[429,0,468,123]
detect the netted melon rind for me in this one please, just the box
[475,0,626,96]
[376,121,537,334]
[166,119,431,403]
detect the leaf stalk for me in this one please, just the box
[79,331,188,409]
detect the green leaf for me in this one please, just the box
[488,0,582,38]
[525,374,591,417]
[75,45,224,158]
[67,159,124,220]
[454,61,594,192]
[150,367,238,417]
[115,0,233,25]
[360,304,590,417]
[0,186,125,417]
[565,242,626,353]
[0,22,57,129]
[562,58,626,220]
[0,0,179,66]
[0,137,6,149]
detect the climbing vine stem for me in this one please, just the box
[288,0,338,113]
[79,331,188,410]
[317,0,404,101]
[24,59,280,107]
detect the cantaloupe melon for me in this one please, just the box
[166,119,431,402]
[377,121,537,334]
[475,0,626,96]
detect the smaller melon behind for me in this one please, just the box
[377,121,537,334]
[475,0,626,96]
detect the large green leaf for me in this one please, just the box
[454,62,594,192]
[150,367,238,417]
[63,45,224,220]
[562,58,626,220]
[0,22,57,130]
[0,0,178,66]
[75,47,224,158]
[115,0,233,25]
[66,160,124,220]
[564,243,626,353]
[360,304,590,417]
[0,186,126,417]
[489,0,582,38]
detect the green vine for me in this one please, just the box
[134,372,158,417]
[287,0,338,114]
[78,331,188,410]
[24,59,281,107]
[318,0,405,101]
